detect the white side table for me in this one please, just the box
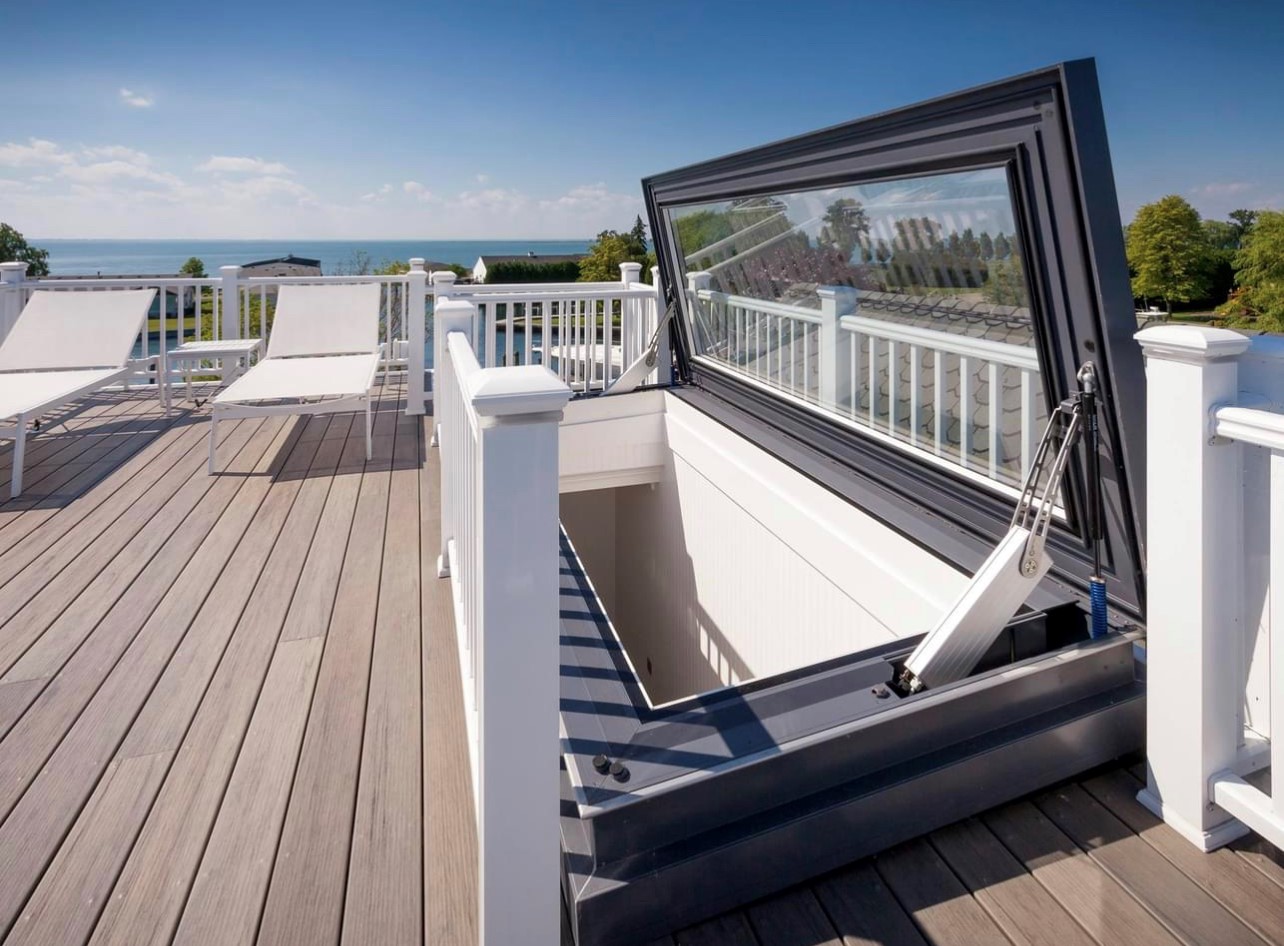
[164,338,264,408]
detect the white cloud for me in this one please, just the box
[402,180,434,202]
[197,155,293,175]
[1191,181,1255,198]
[475,173,490,184]
[119,88,153,108]
[0,138,73,168]
[0,138,642,239]
[83,145,152,164]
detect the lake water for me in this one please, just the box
[36,239,592,276]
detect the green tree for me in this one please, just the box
[578,229,655,283]
[993,232,1012,260]
[1229,209,1258,246]
[1216,210,1284,331]
[673,209,734,264]
[179,256,206,278]
[1202,219,1239,252]
[1125,195,1211,315]
[817,198,869,262]
[0,223,50,276]
[627,215,649,256]
[983,256,1028,307]
[978,231,994,260]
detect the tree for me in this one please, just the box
[0,223,50,277]
[978,231,994,260]
[993,232,1012,260]
[179,257,206,278]
[1229,209,1258,246]
[578,228,655,283]
[1202,219,1239,252]
[673,209,734,265]
[983,256,1027,307]
[817,198,869,262]
[1216,210,1284,331]
[627,215,649,257]
[1125,195,1211,315]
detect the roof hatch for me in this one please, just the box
[643,58,1146,619]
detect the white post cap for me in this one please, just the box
[1135,325,1251,364]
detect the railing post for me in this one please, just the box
[0,261,27,344]
[1134,324,1254,850]
[219,265,241,341]
[430,272,461,448]
[435,299,477,576]
[684,271,712,386]
[470,364,572,946]
[619,261,642,286]
[406,258,428,416]
[818,286,858,409]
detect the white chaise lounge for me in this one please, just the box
[208,282,382,473]
[0,288,156,499]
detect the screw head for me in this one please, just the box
[871,685,890,700]
[591,754,611,774]
[609,762,630,783]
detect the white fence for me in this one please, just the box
[434,297,572,946]
[0,262,417,392]
[428,262,665,393]
[1136,324,1283,852]
[690,276,1043,488]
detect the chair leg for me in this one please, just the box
[365,399,373,460]
[10,417,27,499]
[208,414,218,474]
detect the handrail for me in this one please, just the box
[698,289,824,322]
[1214,404,1284,451]
[840,313,1040,371]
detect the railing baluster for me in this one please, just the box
[867,335,877,426]
[959,355,971,468]
[907,344,921,445]
[848,333,857,417]
[1020,368,1036,481]
[987,361,1000,479]
[933,349,944,456]
[887,339,898,434]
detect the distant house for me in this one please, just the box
[239,254,322,277]
[472,251,585,283]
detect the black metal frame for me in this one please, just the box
[643,59,1146,618]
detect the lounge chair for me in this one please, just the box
[209,282,383,473]
[0,288,156,498]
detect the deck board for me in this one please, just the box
[254,393,398,946]
[0,382,1279,946]
[341,408,422,945]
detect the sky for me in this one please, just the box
[1,0,1281,240]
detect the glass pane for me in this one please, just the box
[667,166,1047,490]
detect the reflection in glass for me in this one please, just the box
[667,167,1046,489]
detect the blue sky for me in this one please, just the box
[1,0,1281,239]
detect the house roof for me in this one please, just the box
[240,254,322,268]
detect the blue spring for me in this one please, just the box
[1089,579,1108,638]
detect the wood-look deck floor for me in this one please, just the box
[0,380,1279,946]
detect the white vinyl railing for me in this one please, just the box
[1136,325,1284,853]
[0,262,422,392]
[429,262,665,394]
[692,277,1043,487]
[434,297,572,946]
[0,268,221,386]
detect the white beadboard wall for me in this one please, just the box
[560,392,966,706]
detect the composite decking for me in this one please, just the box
[0,378,1279,946]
